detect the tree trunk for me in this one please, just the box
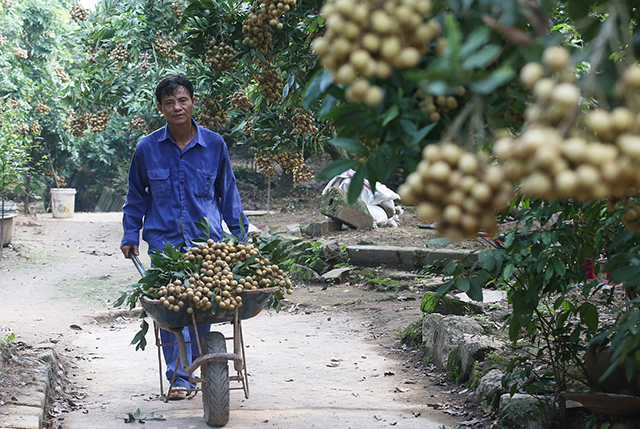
[23,174,31,215]
[272,171,293,197]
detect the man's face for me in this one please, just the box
[157,86,196,127]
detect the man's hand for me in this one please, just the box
[121,244,139,259]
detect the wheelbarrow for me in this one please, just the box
[130,254,277,427]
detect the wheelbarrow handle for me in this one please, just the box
[130,250,146,277]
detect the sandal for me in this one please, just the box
[167,386,190,400]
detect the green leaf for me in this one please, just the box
[503,263,515,280]
[579,302,599,331]
[347,167,365,204]
[412,123,437,145]
[466,279,484,302]
[382,105,400,126]
[460,26,491,58]
[304,69,333,109]
[316,159,359,181]
[131,319,149,351]
[462,44,502,70]
[456,277,471,292]
[329,137,367,154]
[470,68,515,94]
[552,259,566,276]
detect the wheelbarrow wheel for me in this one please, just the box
[202,331,230,427]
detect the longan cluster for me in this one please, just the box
[292,109,318,134]
[254,150,277,178]
[260,0,297,29]
[292,162,314,183]
[257,69,283,104]
[518,48,579,127]
[197,96,230,129]
[205,40,237,72]
[30,119,41,136]
[129,115,147,130]
[0,36,7,47]
[169,3,184,21]
[243,118,255,136]
[186,240,292,310]
[109,42,131,66]
[88,110,110,133]
[416,87,465,123]
[13,46,27,59]
[154,35,179,61]
[35,103,51,114]
[69,4,88,22]
[277,152,303,172]
[497,47,640,202]
[312,0,440,106]
[66,111,88,137]
[229,90,254,110]
[16,123,29,135]
[155,278,207,313]
[242,7,273,54]
[621,202,640,233]
[398,143,514,239]
[136,53,151,73]
[55,67,69,83]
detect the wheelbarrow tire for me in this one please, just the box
[202,331,230,427]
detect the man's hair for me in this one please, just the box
[155,74,194,104]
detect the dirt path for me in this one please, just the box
[1,213,460,428]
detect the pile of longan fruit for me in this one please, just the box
[312,0,440,106]
[150,240,292,314]
[398,143,514,239]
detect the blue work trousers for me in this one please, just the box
[160,324,211,388]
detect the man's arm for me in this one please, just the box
[120,145,150,255]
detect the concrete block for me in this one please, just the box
[346,245,477,269]
[0,404,42,429]
[321,187,373,229]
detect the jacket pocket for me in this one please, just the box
[195,168,216,198]
[148,168,171,198]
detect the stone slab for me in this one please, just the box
[346,245,477,269]
[304,220,343,237]
[322,267,351,283]
[0,404,42,429]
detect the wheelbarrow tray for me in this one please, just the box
[141,286,278,330]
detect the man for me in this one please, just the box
[120,74,248,399]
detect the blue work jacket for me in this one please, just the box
[120,121,248,252]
